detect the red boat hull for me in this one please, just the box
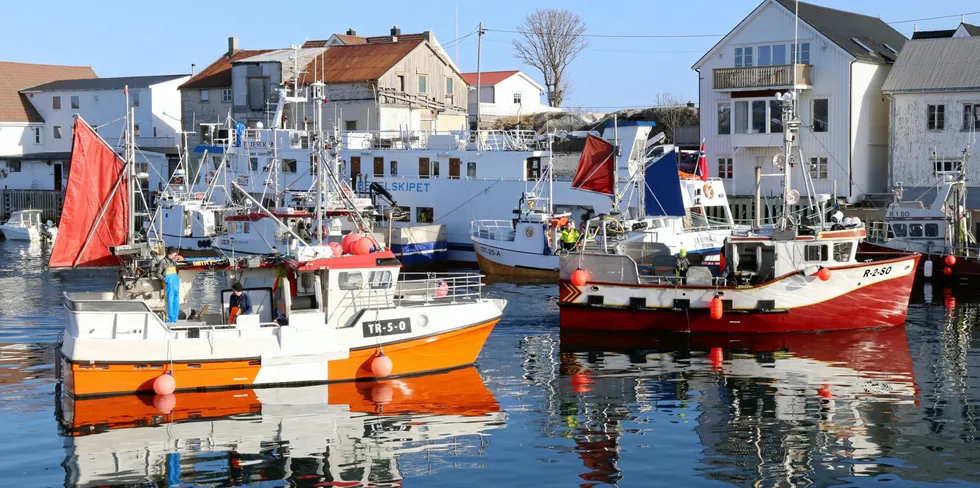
[861,241,980,283]
[559,262,918,334]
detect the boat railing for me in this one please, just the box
[470,220,517,242]
[394,272,486,304]
[867,221,889,243]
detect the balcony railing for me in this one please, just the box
[713,64,812,91]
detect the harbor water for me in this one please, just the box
[1,239,979,487]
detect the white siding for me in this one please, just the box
[696,0,859,201]
[889,91,980,186]
[0,160,56,190]
[467,74,554,119]
[148,77,188,141]
[850,61,891,197]
[0,123,36,157]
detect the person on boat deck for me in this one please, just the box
[675,248,690,278]
[560,222,580,251]
[156,246,184,323]
[228,282,253,324]
[297,221,311,242]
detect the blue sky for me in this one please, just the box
[1,0,978,110]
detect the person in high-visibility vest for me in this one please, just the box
[560,222,580,251]
[675,248,690,278]
[156,246,184,323]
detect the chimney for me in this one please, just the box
[191,63,196,76]
[346,28,356,36]
[228,36,239,55]
[391,26,401,36]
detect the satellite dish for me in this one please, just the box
[772,153,786,170]
[786,189,800,205]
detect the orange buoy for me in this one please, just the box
[328,241,343,256]
[709,347,724,368]
[816,267,831,281]
[153,372,176,395]
[944,266,953,277]
[371,382,393,403]
[341,233,362,253]
[153,394,176,414]
[353,237,375,255]
[817,384,832,398]
[570,269,589,287]
[946,255,957,266]
[371,352,393,377]
[710,297,724,320]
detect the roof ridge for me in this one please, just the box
[778,0,884,23]
[0,60,94,69]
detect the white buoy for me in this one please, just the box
[924,259,934,279]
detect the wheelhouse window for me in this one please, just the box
[431,160,440,178]
[812,99,828,132]
[283,158,297,173]
[390,160,398,176]
[369,270,393,289]
[249,157,259,171]
[467,161,477,178]
[909,223,923,237]
[805,244,828,262]
[717,103,731,134]
[833,242,853,262]
[925,223,939,237]
[338,271,363,290]
[416,207,434,223]
[891,223,907,237]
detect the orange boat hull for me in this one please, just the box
[63,318,499,397]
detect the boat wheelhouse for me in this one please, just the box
[0,209,56,242]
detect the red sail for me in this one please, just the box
[571,135,616,196]
[49,118,129,269]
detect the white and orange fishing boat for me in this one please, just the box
[51,94,505,398]
[558,92,920,334]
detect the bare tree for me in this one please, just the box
[512,9,588,108]
[652,93,699,143]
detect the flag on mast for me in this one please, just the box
[696,139,708,182]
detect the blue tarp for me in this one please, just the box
[644,151,686,217]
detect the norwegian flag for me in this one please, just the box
[696,139,708,182]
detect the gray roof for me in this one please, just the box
[912,29,956,40]
[22,74,189,92]
[881,37,980,93]
[964,23,980,36]
[773,0,907,63]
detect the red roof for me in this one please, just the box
[460,70,520,86]
[301,41,422,84]
[0,61,96,123]
[179,49,275,90]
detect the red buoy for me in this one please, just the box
[341,233,362,253]
[946,255,957,266]
[944,266,953,277]
[371,352,393,377]
[710,297,724,320]
[570,269,589,287]
[353,237,376,255]
[816,267,831,281]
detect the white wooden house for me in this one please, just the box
[692,0,906,207]
[882,36,980,194]
[461,70,559,126]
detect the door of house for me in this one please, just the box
[53,163,63,191]
[350,156,361,187]
[449,158,461,179]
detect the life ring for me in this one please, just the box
[525,227,534,237]
[206,171,216,185]
[703,183,715,199]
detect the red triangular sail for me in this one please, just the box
[571,135,615,196]
[49,118,129,269]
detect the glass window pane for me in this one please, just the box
[735,47,743,68]
[759,45,771,66]
[813,99,828,132]
[752,101,767,133]
[770,100,783,132]
[909,224,923,237]
[773,44,786,65]
[893,223,907,237]
[925,223,939,237]
[717,103,731,134]
[744,47,753,67]
[734,101,748,134]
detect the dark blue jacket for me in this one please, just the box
[230,292,253,314]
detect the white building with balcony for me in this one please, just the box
[693,0,906,207]
[462,70,559,126]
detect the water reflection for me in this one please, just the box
[558,327,921,486]
[57,368,505,487]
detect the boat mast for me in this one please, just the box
[613,113,620,213]
[125,85,137,245]
[475,21,484,147]
[777,0,802,232]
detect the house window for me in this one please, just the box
[467,161,477,178]
[925,223,940,237]
[7,161,21,172]
[345,120,357,131]
[770,100,783,132]
[338,271,363,290]
[52,96,61,109]
[809,157,828,179]
[70,96,79,110]
[772,44,786,65]
[397,75,405,92]
[283,158,297,173]
[418,74,427,94]
[733,101,748,134]
[132,92,140,108]
[416,207,434,223]
[249,157,259,171]
[909,223,923,238]
[927,104,945,130]
[418,157,430,178]
[734,47,753,67]
[758,45,771,66]
[794,42,811,64]
[751,101,766,133]
[222,88,232,103]
[717,103,730,134]
[891,223,907,237]
[53,126,63,140]
[833,242,853,262]
[805,244,828,261]
[513,92,522,105]
[717,157,733,179]
[812,99,828,132]
[390,160,398,176]
[963,103,980,131]
[247,78,267,110]
[200,90,209,103]
[32,127,42,144]
[446,77,453,94]
[935,160,961,173]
